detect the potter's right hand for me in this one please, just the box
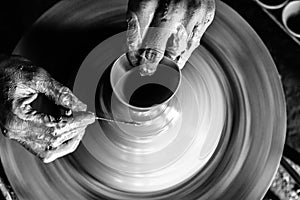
[126,0,215,76]
[0,55,95,163]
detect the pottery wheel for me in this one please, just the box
[0,1,286,199]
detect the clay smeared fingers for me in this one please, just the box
[68,129,85,153]
[164,0,207,62]
[126,0,216,71]
[176,17,215,67]
[165,24,188,62]
[46,79,88,112]
[43,131,84,163]
[2,113,56,142]
[165,0,216,68]
[126,0,158,66]
[57,111,94,129]
[127,12,142,53]
[139,0,187,58]
[51,126,86,149]
[184,0,215,38]
[127,0,158,38]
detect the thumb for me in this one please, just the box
[137,48,164,76]
[55,111,95,134]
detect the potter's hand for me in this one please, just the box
[126,0,215,76]
[0,55,95,163]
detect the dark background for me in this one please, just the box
[0,0,299,199]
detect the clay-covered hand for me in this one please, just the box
[0,55,95,163]
[126,0,215,76]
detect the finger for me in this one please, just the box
[126,11,142,53]
[176,0,215,68]
[165,24,188,62]
[46,79,87,112]
[164,0,201,63]
[136,0,187,75]
[54,111,95,136]
[43,131,84,163]
[187,0,215,40]
[3,115,55,141]
[177,24,204,68]
[3,118,57,161]
[52,112,91,144]
[20,93,38,105]
[184,0,214,38]
[126,11,143,67]
[127,0,158,38]
[137,48,165,76]
[51,125,86,149]
[142,0,187,50]
[126,0,158,67]
[164,0,215,68]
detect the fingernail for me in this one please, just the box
[88,111,95,116]
[65,109,72,116]
[45,122,56,127]
[56,116,63,122]
[145,49,163,63]
[49,115,55,122]
[84,112,96,124]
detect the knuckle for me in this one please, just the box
[58,88,73,106]
[144,48,164,63]
[45,126,55,136]
[56,119,68,129]
[59,86,71,95]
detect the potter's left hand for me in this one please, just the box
[0,55,95,163]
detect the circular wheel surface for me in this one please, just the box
[0,1,286,199]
